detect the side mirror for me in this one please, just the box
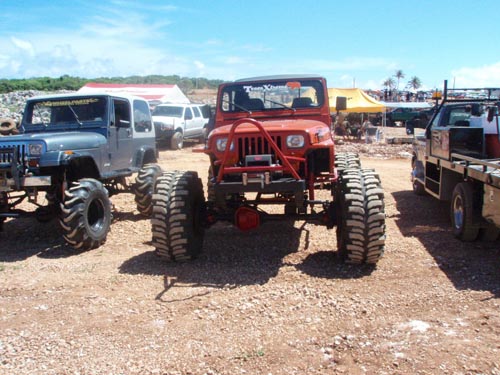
[336,96,347,111]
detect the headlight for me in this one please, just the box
[29,143,43,156]
[155,122,173,131]
[286,135,305,148]
[216,138,228,152]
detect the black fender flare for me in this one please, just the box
[133,146,157,167]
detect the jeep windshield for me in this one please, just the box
[220,79,325,113]
[152,106,183,117]
[23,96,107,130]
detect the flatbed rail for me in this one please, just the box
[450,153,500,187]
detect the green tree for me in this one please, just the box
[408,76,422,91]
[394,70,405,91]
[383,77,395,90]
[0,75,224,94]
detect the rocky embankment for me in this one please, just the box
[1,91,56,123]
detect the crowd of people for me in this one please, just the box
[332,113,383,143]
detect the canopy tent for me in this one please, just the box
[328,88,385,113]
[78,83,190,105]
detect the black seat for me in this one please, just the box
[454,120,470,127]
[292,97,313,108]
[242,98,264,110]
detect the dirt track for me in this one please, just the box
[1,142,499,375]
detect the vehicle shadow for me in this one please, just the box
[0,205,148,262]
[111,211,148,223]
[296,250,376,279]
[120,217,376,299]
[119,220,303,294]
[393,190,500,297]
[0,218,83,261]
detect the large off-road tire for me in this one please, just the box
[59,178,111,250]
[170,131,183,150]
[134,163,163,216]
[151,171,206,262]
[451,182,480,241]
[336,168,386,264]
[335,152,361,171]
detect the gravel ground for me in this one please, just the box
[1,132,499,375]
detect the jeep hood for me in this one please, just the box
[0,131,106,151]
[211,119,329,136]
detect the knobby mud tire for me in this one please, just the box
[151,171,206,262]
[134,163,163,216]
[336,168,386,264]
[59,178,111,250]
[335,152,361,171]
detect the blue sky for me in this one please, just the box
[1,0,499,90]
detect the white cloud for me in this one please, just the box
[451,62,500,88]
[194,60,205,70]
[225,56,246,65]
[11,37,35,57]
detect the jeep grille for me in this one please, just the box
[0,144,25,166]
[236,135,283,162]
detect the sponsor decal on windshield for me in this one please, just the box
[242,83,302,94]
[38,98,100,107]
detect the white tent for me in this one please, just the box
[78,83,190,104]
[380,101,432,109]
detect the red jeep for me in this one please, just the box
[150,75,386,264]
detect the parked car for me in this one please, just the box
[386,107,435,127]
[152,103,210,149]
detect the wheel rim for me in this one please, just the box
[88,198,105,233]
[453,195,464,230]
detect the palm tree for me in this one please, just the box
[408,76,422,91]
[394,70,405,91]
[383,77,395,90]
[382,77,396,101]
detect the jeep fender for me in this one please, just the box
[65,155,101,181]
[133,145,157,167]
[39,152,101,181]
[38,151,71,168]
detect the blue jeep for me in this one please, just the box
[0,93,162,250]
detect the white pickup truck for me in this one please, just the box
[152,103,210,149]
